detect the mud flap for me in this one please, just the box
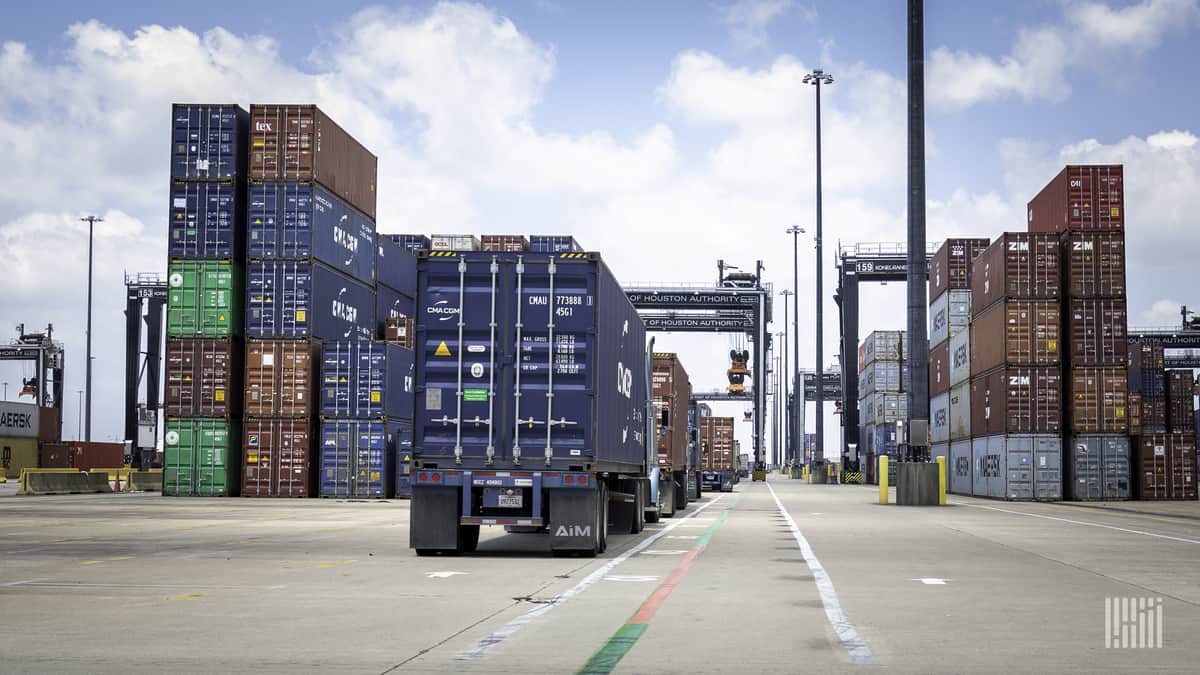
[550,486,599,553]
[660,475,676,517]
[410,486,461,552]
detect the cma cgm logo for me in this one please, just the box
[953,345,968,369]
[616,362,633,398]
[1009,375,1031,386]
[255,121,273,132]
[333,221,358,256]
[1008,241,1030,252]
[427,301,459,321]
[1073,241,1095,251]
[331,289,358,324]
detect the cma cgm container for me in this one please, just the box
[929,238,990,301]
[1065,435,1131,501]
[165,338,242,418]
[248,104,378,220]
[1066,299,1127,365]
[1062,233,1126,298]
[376,235,418,297]
[701,416,736,492]
[245,339,318,418]
[168,260,242,337]
[929,289,971,347]
[972,435,1062,501]
[409,251,651,556]
[170,103,249,181]
[529,235,583,253]
[971,367,1062,436]
[169,181,246,260]
[248,183,377,285]
[970,300,1061,372]
[319,419,401,498]
[652,353,693,515]
[242,418,313,497]
[320,341,415,420]
[970,233,1060,314]
[1067,367,1128,434]
[1135,433,1198,500]
[164,418,240,496]
[1027,165,1124,234]
[246,261,376,341]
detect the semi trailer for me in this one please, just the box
[652,353,693,517]
[700,416,736,492]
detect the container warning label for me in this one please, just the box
[436,341,452,357]
[464,389,489,402]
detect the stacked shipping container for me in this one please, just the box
[700,416,736,492]
[859,330,909,483]
[165,104,249,496]
[1127,338,1197,500]
[1029,166,1136,501]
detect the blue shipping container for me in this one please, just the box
[529,235,583,253]
[248,183,377,285]
[376,234,418,295]
[321,340,415,419]
[376,285,416,338]
[169,181,245,259]
[388,234,431,255]
[415,252,647,472]
[319,420,397,498]
[246,261,376,341]
[171,104,248,181]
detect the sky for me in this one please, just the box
[1,0,1198,461]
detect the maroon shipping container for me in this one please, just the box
[1134,433,1197,500]
[701,417,736,472]
[652,353,692,469]
[38,442,126,470]
[248,104,378,220]
[480,235,530,252]
[1027,165,1124,234]
[1062,232,1126,298]
[165,338,242,418]
[929,237,990,302]
[970,300,1061,372]
[1068,367,1128,434]
[1129,392,1142,435]
[970,233,1060,315]
[37,406,61,442]
[930,340,950,396]
[970,366,1062,436]
[242,418,313,498]
[1167,370,1196,432]
[1066,299,1127,366]
[38,442,71,468]
[245,339,318,418]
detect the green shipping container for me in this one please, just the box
[164,418,241,496]
[167,260,243,337]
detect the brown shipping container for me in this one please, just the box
[248,104,378,220]
[384,316,415,350]
[929,237,990,301]
[1066,299,1127,366]
[1134,433,1197,500]
[37,406,61,442]
[1167,370,1196,432]
[1068,367,1128,433]
[245,339,318,418]
[701,416,736,472]
[166,338,243,417]
[970,366,1062,436]
[652,354,692,470]
[242,418,313,497]
[930,341,950,396]
[1128,392,1142,435]
[1062,232,1126,298]
[38,442,72,468]
[1027,165,1124,234]
[480,235,530,252]
[970,233,1060,315]
[970,300,1061,373]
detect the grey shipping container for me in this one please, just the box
[1065,435,1131,501]
[930,392,950,443]
[929,289,971,347]
[948,381,971,441]
[972,435,1062,501]
[949,328,971,388]
[859,360,906,398]
[871,393,908,425]
[950,439,973,495]
[931,442,949,474]
[860,330,908,368]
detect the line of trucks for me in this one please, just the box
[409,249,740,556]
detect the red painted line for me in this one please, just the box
[628,547,703,624]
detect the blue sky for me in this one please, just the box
[2,0,1198,455]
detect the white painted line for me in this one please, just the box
[458,494,727,661]
[0,578,47,587]
[912,578,949,585]
[963,504,1200,545]
[768,483,873,665]
[666,535,699,540]
[604,575,659,582]
[639,550,688,556]
[426,571,469,579]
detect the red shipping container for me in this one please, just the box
[1135,433,1197,500]
[245,339,318,418]
[652,353,692,469]
[928,237,990,302]
[1067,367,1128,434]
[700,417,736,472]
[970,366,1063,436]
[1129,392,1142,435]
[930,341,950,396]
[970,299,1061,372]
[1027,165,1124,233]
[1062,232,1126,298]
[166,338,242,418]
[40,442,127,470]
[1066,299,1127,366]
[970,233,1060,315]
[242,418,313,498]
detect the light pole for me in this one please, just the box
[77,390,84,441]
[778,290,792,468]
[81,214,103,442]
[2,382,6,400]
[802,68,833,480]
[786,227,803,473]
[775,335,784,467]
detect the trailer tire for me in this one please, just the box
[630,483,644,534]
[459,525,480,554]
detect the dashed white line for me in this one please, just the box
[962,503,1200,545]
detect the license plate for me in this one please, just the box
[498,493,523,508]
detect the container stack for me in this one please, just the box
[243,104,379,498]
[164,104,249,497]
[1126,338,1197,499]
[1028,165,1135,501]
[858,330,909,484]
[967,232,1064,500]
[927,237,989,493]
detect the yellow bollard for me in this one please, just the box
[879,455,889,505]
[936,456,947,505]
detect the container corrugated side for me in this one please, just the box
[930,392,950,443]
[164,418,240,496]
[1066,299,1127,366]
[972,434,1062,501]
[529,235,583,253]
[930,341,950,396]
[246,261,376,341]
[949,439,973,495]
[242,417,313,497]
[700,417,736,471]
[168,260,243,338]
[319,419,397,498]
[862,330,908,366]
[169,181,246,260]
[970,299,1061,373]
[376,234,418,296]
[170,103,249,181]
[971,366,1062,436]
[387,234,431,254]
[1067,366,1128,434]
[165,338,242,418]
[1134,433,1197,500]
[1065,435,1130,501]
[376,285,416,340]
[970,233,1060,314]
[1062,232,1126,298]
[320,340,415,420]
[948,381,971,441]
[1027,165,1124,234]
[929,289,971,347]
[949,327,971,387]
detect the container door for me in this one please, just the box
[1034,436,1062,500]
[1006,437,1033,500]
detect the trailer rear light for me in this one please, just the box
[565,475,575,484]
[432,473,441,482]
[577,474,588,486]
[418,472,427,482]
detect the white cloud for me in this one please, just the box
[720,0,809,50]
[928,0,1197,110]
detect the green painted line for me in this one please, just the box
[576,491,746,675]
